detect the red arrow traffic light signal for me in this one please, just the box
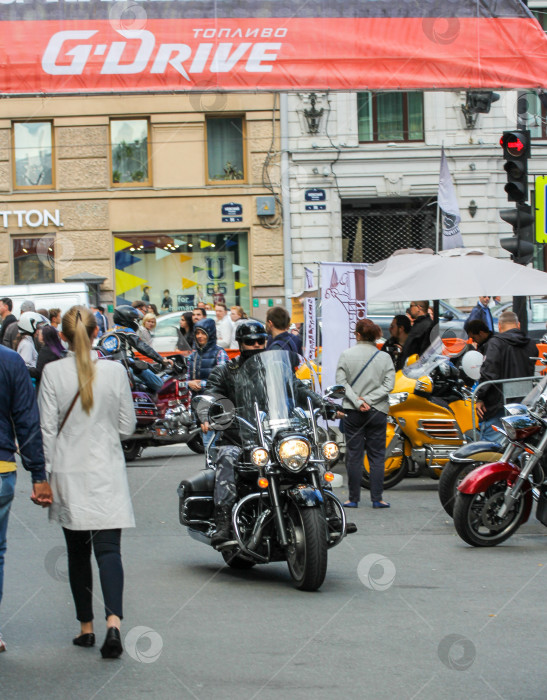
[500,130,530,202]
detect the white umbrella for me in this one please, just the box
[366,248,547,302]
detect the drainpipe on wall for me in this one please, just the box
[280,92,293,307]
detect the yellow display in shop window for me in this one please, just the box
[116,269,148,296]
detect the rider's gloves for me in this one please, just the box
[322,402,339,420]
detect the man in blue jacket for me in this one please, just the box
[0,345,53,652]
[464,296,494,334]
[187,318,229,450]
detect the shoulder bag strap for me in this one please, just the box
[58,391,80,436]
[349,350,380,388]
[57,359,97,435]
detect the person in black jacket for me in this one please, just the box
[199,321,335,547]
[466,319,493,356]
[0,299,16,347]
[0,345,53,651]
[36,324,67,383]
[400,301,435,364]
[98,305,171,393]
[381,314,411,371]
[476,310,537,442]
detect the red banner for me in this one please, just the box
[2,11,547,94]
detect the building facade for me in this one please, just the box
[0,93,284,317]
[285,88,547,303]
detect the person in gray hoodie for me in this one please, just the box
[336,319,395,509]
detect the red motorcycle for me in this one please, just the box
[96,344,203,461]
[453,375,547,546]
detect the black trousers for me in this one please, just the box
[62,528,123,622]
[344,408,388,503]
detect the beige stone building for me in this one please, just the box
[0,93,284,318]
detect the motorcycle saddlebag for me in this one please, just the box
[536,486,547,527]
[177,470,215,526]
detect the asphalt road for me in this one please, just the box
[2,445,547,700]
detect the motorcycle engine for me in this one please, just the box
[164,405,195,432]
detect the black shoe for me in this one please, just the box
[100,628,123,659]
[73,633,95,647]
[346,522,358,534]
[211,505,236,548]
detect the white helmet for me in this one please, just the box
[18,311,49,335]
[461,350,484,381]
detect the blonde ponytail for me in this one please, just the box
[62,306,97,414]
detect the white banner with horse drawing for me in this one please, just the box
[320,262,368,392]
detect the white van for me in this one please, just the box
[0,282,90,316]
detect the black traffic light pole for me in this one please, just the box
[499,130,533,334]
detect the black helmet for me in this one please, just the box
[113,305,143,331]
[235,320,268,346]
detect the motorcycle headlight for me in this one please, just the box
[389,392,409,406]
[322,441,339,462]
[277,438,311,471]
[251,447,269,467]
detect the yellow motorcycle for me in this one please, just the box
[362,342,478,490]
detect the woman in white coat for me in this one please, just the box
[39,306,136,659]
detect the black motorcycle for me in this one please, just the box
[177,352,353,591]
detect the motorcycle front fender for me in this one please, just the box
[450,441,504,464]
[458,462,520,494]
[286,486,324,508]
[457,461,534,525]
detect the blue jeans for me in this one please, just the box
[137,368,164,392]
[480,412,504,443]
[0,471,16,610]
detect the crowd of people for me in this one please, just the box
[0,291,539,658]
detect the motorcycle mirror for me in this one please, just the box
[461,350,484,381]
[208,400,236,430]
[324,384,346,399]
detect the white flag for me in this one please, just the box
[304,267,315,291]
[438,148,464,250]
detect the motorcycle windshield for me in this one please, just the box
[233,351,301,439]
[403,337,449,379]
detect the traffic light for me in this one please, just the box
[500,203,535,265]
[500,130,531,203]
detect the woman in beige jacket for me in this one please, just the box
[39,306,136,659]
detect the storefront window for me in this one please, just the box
[114,232,250,313]
[110,119,150,185]
[13,237,55,284]
[206,117,245,182]
[13,122,54,189]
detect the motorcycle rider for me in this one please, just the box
[100,305,171,393]
[200,320,339,548]
[400,301,435,365]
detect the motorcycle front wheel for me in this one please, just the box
[285,505,327,591]
[122,440,142,462]
[438,460,483,518]
[453,480,526,547]
[362,456,408,490]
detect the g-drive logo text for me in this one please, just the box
[41,29,285,80]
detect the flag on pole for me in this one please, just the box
[438,148,464,250]
[304,267,315,291]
